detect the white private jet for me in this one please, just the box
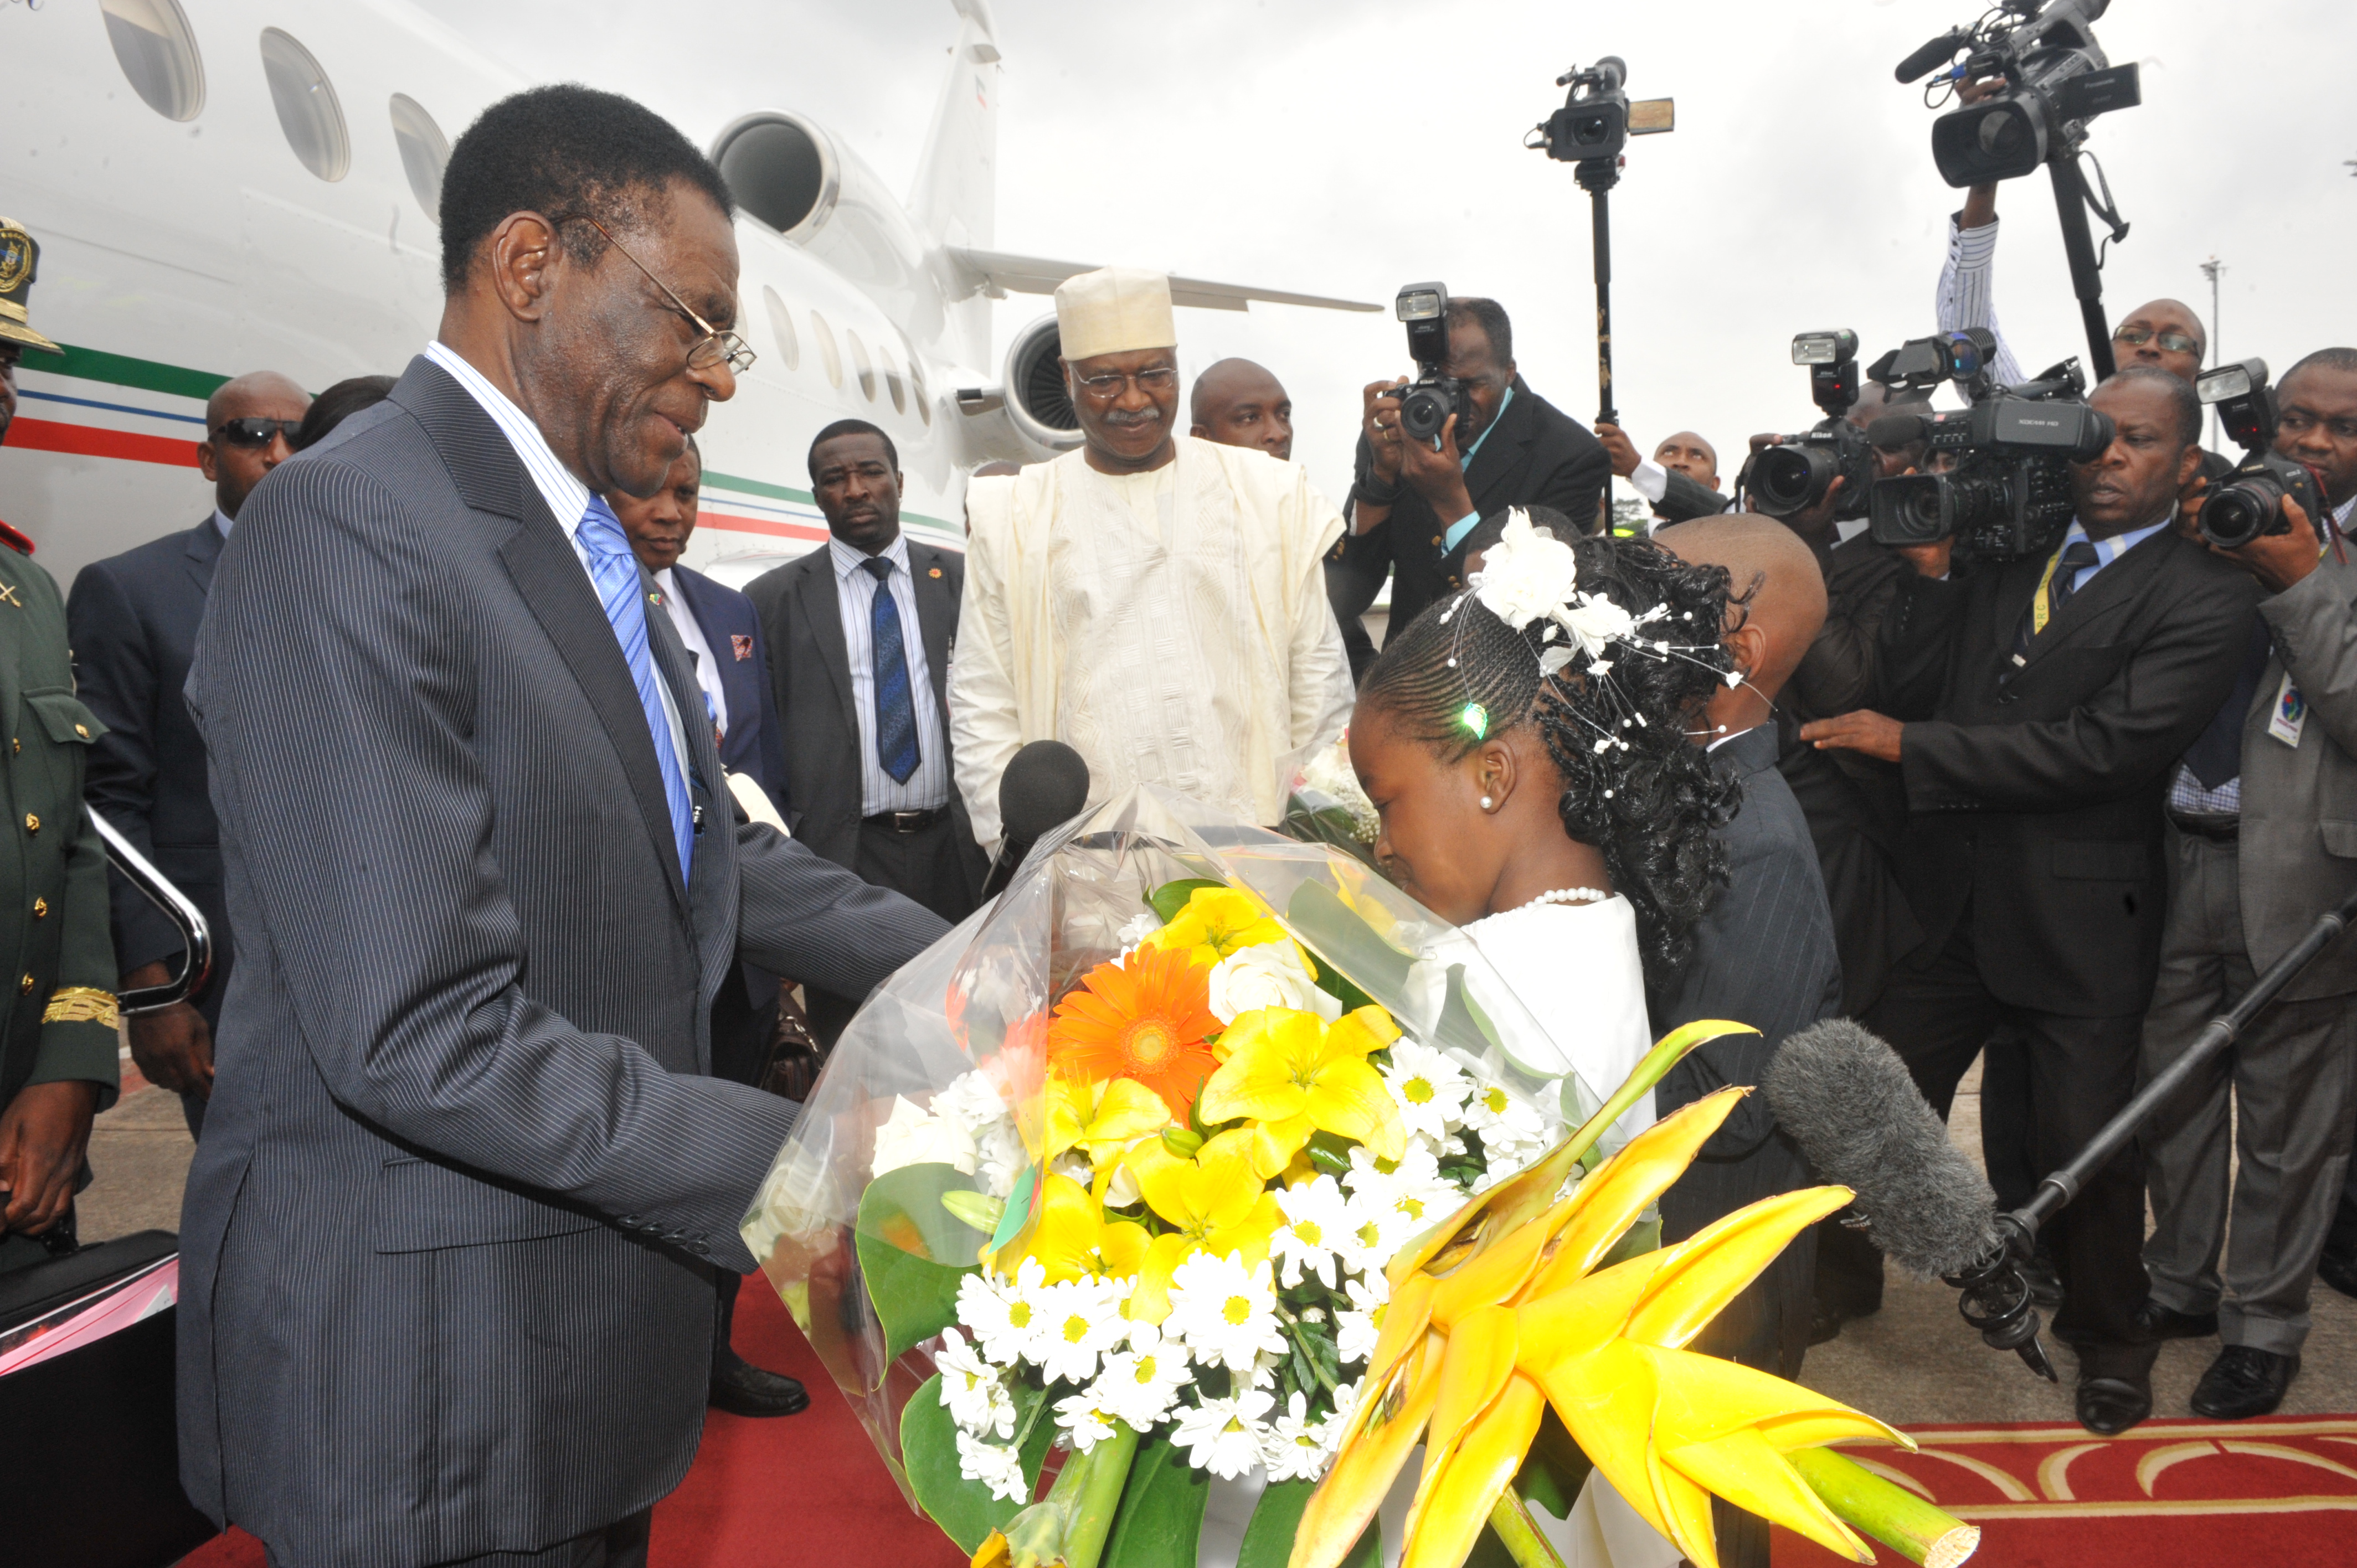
[1,0,1373,589]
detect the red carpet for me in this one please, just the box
[177,1282,962,1568]
[1771,1415,2357,1568]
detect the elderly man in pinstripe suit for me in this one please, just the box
[176,87,948,1568]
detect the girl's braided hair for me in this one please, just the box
[1358,526,1743,1000]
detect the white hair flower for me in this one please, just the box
[1469,508,1579,632]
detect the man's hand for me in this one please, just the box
[1361,378,1408,485]
[1399,411,1475,524]
[125,958,214,1098]
[1596,421,1643,479]
[0,1080,100,1236]
[2214,495,2324,594]
[1800,710,1905,764]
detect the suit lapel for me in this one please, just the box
[795,550,857,740]
[913,547,954,717]
[1466,378,1538,517]
[2019,527,2175,670]
[644,581,738,1021]
[184,515,225,596]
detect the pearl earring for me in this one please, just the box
[1479,795,1495,811]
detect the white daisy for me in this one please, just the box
[1344,1144,1462,1246]
[1270,1175,1350,1290]
[1030,1276,1130,1386]
[958,1258,1049,1368]
[871,1095,976,1180]
[1164,1253,1286,1378]
[1335,1273,1387,1366]
[1463,1075,1551,1173]
[935,1327,1016,1437]
[1383,1040,1471,1143]
[934,1069,1012,1137]
[1055,1386,1125,1453]
[1092,1327,1189,1430]
[1170,1388,1274,1479]
[955,1428,1030,1503]
[1260,1390,1335,1483]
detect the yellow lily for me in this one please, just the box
[985,1172,1150,1287]
[1043,1074,1171,1170]
[1197,1005,1406,1178]
[1123,1129,1282,1323]
[1149,886,1293,966]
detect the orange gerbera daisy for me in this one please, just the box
[1047,945,1224,1120]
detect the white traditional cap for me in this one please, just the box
[1054,267,1176,363]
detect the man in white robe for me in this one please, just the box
[951,268,1353,848]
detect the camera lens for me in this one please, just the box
[1869,473,1948,546]
[1748,444,1833,517]
[1399,385,1449,443]
[2200,483,2277,551]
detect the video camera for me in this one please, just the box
[1391,282,1464,445]
[1867,337,2114,561]
[1738,331,1875,522]
[2196,358,2328,551]
[1897,0,2141,187]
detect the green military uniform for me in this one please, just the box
[0,215,119,1274]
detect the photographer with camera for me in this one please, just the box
[1339,292,1610,656]
[2135,348,2357,1420]
[1802,367,2262,1435]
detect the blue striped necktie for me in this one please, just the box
[577,496,696,881]
[862,555,920,784]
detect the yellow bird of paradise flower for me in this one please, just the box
[1291,1088,1911,1568]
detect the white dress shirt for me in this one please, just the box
[210,507,235,539]
[423,341,692,777]
[830,533,950,816]
[653,567,728,741]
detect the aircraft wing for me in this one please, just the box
[945,247,1380,313]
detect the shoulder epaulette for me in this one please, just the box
[0,519,33,556]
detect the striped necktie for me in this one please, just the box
[577,496,696,881]
[862,555,920,785]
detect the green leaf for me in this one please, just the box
[1305,1129,1357,1177]
[1241,1485,1380,1568]
[900,1373,1058,1554]
[1099,1427,1210,1568]
[1149,878,1229,925]
[855,1162,990,1364]
[1284,880,1414,1002]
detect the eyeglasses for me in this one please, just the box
[1073,366,1179,398]
[2114,325,2201,355]
[583,217,756,376]
[210,417,302,447]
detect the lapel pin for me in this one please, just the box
[928,566,943,579]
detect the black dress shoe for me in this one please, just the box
[2191,1345,2299,1421]
[2134,1298,2219,1342]
[2076,1374,2152,1435]
[709,1351,810,1418]
[1809,1302,1846,1347]
[2318,1247,2357,1302]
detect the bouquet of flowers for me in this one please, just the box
[742,788,1974,1568]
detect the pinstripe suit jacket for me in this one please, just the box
[175,357,949,1566]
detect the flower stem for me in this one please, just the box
[1486,1488,1569,1568]
[1788,1447,1979,1567]
[1287,1319,1343,1396]
[1060,1422,1143,1568]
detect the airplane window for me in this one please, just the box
[259,29,349,182]
[100,0,205,122]
[761,286,800,372]
[878,342,907,414]
[810,310,843,390]
[908,350,932,426]
[846,329,876,402]
[388,95,450,220]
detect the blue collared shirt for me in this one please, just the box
[1439,385,1515,553]
[2056,512,2171,595]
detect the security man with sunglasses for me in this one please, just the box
[65,370,311,1136]
[0,217,123,1271]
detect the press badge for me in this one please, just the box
[2268,671,2307,748]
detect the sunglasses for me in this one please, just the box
[211,417,302,448]
[2113,325,2201,355]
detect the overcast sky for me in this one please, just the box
[411,0,2356,506]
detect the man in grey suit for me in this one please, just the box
[2138,347,2357,1420]
[177,86,948,1567]
[744,420,987,1043]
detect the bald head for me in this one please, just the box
[200,370,312,519]
[1654,513,1827,721]
[2116,298,2207,384]
[1188,357,1293,461]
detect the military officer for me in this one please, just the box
[0,216,122,1273]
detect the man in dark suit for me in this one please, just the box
[1327,297,1610,679]
[1804,367,2262,1436]
[177,87,948,1567]
[745,419,986,1043]
[1650,514,1843,1568]
[65,370,310,1136]
[1596,421,1730,525]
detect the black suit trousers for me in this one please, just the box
[806,815,977,1044]
[1860,902,2154,1376]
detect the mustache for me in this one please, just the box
[1102,406,1164,429]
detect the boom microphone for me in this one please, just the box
[1761,1019,1997,1279]
[1893,26,1972,85]
[979,741,1091,901]
[1865,411,1933,451]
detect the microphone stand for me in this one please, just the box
[1951,879,2357,1379]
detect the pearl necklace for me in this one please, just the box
[1519,888,1609,910]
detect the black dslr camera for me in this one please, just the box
[1868,347,2114,561]
[1740,331,1874,522]
[2197,358,2327,551]
[1392,282,1464,445]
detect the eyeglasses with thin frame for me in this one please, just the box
[210,417,303,447]
[582,216,756,376]
[1073,364,1179,399]
[2113,324,2200,355]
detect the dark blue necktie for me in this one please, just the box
[863,556,920,784]
[577,497,696,880]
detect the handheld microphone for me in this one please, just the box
[978,741,1090,901]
